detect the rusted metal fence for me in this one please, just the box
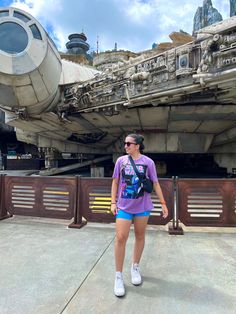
[148,178,174,225]
[73,177,114,225]
[0,174,11,220]
[177,179,236,227]
[70,177,173,227]
[4,176,76,219]
[1,175,235,228]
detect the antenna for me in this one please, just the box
[96,35,99,54]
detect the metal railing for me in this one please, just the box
[1,176,235,229]
[0,174,11,220]
[4,176,76,219]
[70,177,173,227]
[177,178,236,227]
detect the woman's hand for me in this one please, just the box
[110,203,118,215]
[162,204,168,218]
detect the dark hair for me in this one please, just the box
[127,133,145,153]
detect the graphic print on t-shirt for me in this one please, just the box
[121,163,147,199]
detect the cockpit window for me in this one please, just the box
[0,11,9,17]
[0,22,28,54]
[13,11,30,23]
[30,24,42,40]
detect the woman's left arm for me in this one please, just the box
[153,182,168,218]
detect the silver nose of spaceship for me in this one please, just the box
[0,7,51,75]
[0,7,61,115]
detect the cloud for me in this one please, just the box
[2,0,232,53]
[124,0,153,25]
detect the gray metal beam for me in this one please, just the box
[39,155,112,176]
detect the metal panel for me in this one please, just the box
[4,176,76,219]
[79,178,115,223]
[5,176,236,227]
[178,179,236,226]
[149,179,174,225]
[0,174,9,220]
[78,177,173,225]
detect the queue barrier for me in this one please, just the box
[177,178,236,227]
[70,177,173,228]
[1,176,235,229]
[0,174,11,220]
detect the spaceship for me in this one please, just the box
[0,7,236,174]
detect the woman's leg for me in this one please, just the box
[132,216,149,264]
[115,218,132,272]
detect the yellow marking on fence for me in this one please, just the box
[92,209,111,214]
[90,205,111,209]
[89,196,111,201]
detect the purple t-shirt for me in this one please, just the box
[112,154,158,214]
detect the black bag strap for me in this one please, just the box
[128,155,143,179]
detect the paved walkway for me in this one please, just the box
[0,216,235,314]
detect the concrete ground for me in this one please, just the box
[0,216,235,314]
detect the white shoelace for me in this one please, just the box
[116,274,124,288]
[132,264,140,275]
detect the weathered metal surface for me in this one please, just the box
[77,177,115,223]
[2,175,173,224]
[0,174,8,220]
[39,155,111,176]
[177,178,236,226]
[1,175,236,226]
[4,176,76,219]
[76,177,173,225]
[0,7,236,157]
[149,179,174,225]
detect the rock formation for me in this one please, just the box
[230,0,236,16]
[193,0,222,35]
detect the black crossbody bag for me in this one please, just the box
[128,155,153,193]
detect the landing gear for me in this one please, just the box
[39,147,59,169]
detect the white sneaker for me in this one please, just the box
[131,263,142,285]
[114,272,125,297]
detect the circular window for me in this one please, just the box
[0,22,28,54]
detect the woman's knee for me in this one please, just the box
[116,232,128,244]
[134,232,145,242]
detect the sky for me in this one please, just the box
[0,0,232,53]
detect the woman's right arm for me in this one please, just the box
[111,178,119,215]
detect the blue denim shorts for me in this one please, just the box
[116,209,151,220]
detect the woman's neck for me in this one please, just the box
[129,152,141,160]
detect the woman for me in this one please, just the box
[111,133,168,297]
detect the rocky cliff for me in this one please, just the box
[193,0,222,35]
[230,0,236,16]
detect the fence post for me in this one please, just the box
[168,176,184,235]
[68,176,87,229]
[0,174,12,221]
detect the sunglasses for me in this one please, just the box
[124,141,137,147]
